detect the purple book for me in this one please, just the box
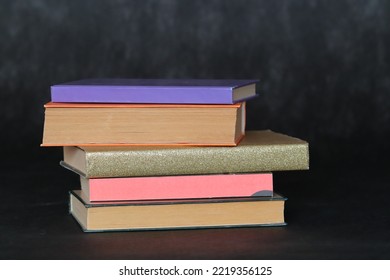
[51,78,258,104]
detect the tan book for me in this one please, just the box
[61,130,309,178]
[41,102,245,146]
[69,190,286,232]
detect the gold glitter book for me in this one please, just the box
[69,190,287,232]
[61,130,309,178]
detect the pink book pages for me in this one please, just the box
[84,173,273,201]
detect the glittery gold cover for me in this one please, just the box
[62,130,309,178]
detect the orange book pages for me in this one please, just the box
[45,102,243,108]
[69,191,286,232]
[81,173,273,201]
[42,102,245,146]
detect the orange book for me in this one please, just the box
[80,173,273,202]
[41,102,245,146]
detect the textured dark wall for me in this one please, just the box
[1,0,389,166]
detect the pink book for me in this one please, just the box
[80,173,273,202]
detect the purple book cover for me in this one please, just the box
[51,78,259,104]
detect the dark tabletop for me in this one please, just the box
[1,149,389,260]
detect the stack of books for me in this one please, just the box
[42,78,309,232]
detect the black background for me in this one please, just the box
[1,0,389,259]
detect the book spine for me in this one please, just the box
[85,144,309,178]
